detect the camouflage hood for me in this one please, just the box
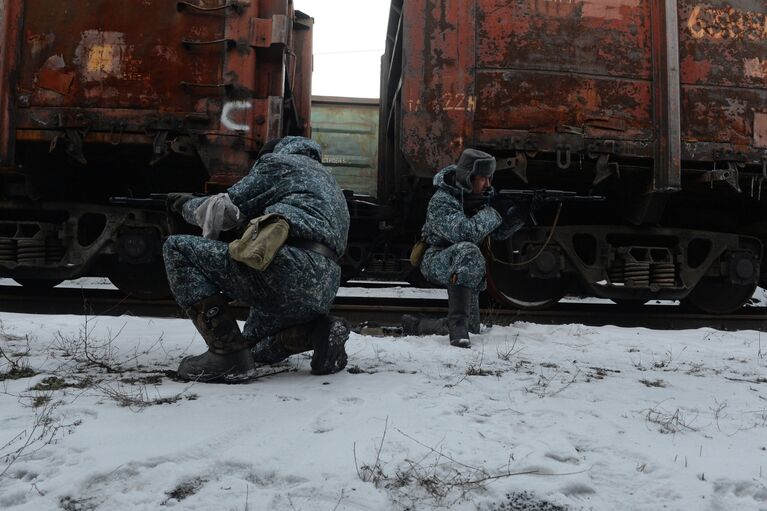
[273,136,323,163]
[433,165,469,197]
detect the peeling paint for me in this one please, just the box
[581,0,641,21]
[743,57,767,80]
[74,30,129,81]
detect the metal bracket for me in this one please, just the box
[49,129,87,165]
[249,15,289,48]
[150,131,169,166]
[495,153,528,183]
[593,154,620,185]
[699,163,741,193]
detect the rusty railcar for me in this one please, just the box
[380,0,767,312]
[0,0,312,296]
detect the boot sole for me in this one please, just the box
[450,339,471,349]
[177,352,258,384]
[178,366,259,384]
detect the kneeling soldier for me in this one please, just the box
[163,137,351,382]
[403,149,528,347]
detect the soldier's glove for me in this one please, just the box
[167,193,195,214]
[463,190,493,215]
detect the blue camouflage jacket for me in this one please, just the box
[183,137,350,257]
[421,166,524,247]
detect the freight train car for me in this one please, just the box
[379,0,767,313]
[0,0,313,297]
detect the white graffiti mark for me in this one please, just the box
[221,101,252,132]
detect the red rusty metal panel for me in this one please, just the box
[756,112,767,149]
[0,0,23,166]
[288,11,313,136]
[474,70,653,141]
[397,0,765,183]
[678,1,767,156]
[681,87,767,147]
[2,0,310,189]
[679,1,767,89]
[19,1,224,111]
[476,0,652,80]
[400,0,476,177]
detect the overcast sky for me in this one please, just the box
[293,0,391,98]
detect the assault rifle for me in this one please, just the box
[108,193,207,210]
[464,189,605,222]
[108,193,170,209]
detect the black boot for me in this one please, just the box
[401,315,449,335]
[253,316,350,375]
[249,320,317,365]
[178,294,256,383]
[447,284,472,348]
[310,315,350,375]
[249,337,292,365]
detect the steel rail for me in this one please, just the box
[0,286,766,332]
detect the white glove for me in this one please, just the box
[194,193,242,239]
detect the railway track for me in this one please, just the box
[0,285,766,332]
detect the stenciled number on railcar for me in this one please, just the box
[687,5,767,41]
[407,93,477,113]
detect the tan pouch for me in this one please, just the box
[409,238,428,267]
[228,213,290,271]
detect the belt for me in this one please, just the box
[286,238,339,261]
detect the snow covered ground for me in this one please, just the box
[1,307,766,511]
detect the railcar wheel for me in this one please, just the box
[108,260,171,300]
[684,277,756,314]
[486,269,565,310]
[12,278,64,289]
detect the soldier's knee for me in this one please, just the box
[454,242,484,262]
[162,235,190,261]
[162,236,179,258]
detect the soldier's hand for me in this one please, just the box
[167,193,194,213]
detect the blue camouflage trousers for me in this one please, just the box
[420,241,485,332]
[163,235,340,344]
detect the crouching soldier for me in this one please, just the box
[163,136,351,382]
[403,149,528,348]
